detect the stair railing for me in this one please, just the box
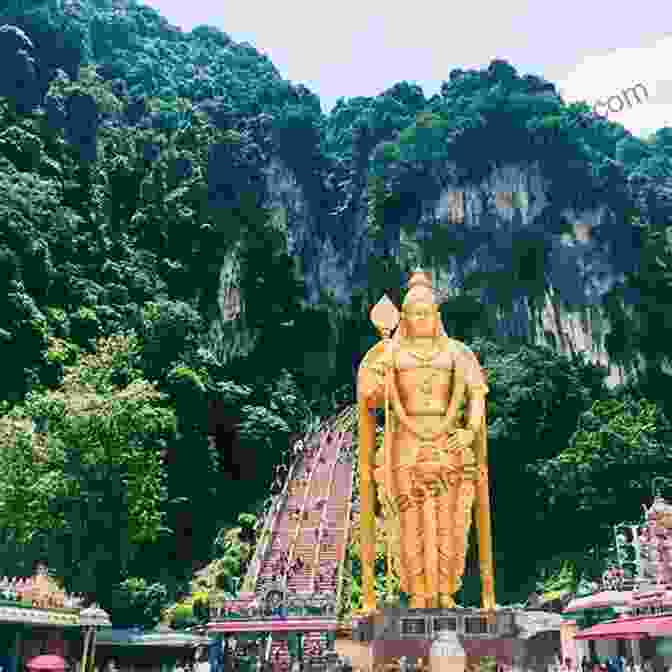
[283,430,329,591]
[245,436,307,593]
[335,437,355,615]
[309,431,347,593]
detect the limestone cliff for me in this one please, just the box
[217,159,631,385]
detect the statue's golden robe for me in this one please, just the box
[358,334,489,608]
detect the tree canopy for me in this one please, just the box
[0,0,671,614]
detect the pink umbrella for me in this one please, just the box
[26,655,67,672]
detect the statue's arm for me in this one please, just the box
[462,345,489,434]
[357,342,392,410]
[358,365,385,409]
[466,390,486,433]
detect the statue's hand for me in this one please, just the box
[415,427,468,444]
[441,428,475,453]
[417,428,437,441]
[456,428,475,448]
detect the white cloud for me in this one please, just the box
[558,35,672,137]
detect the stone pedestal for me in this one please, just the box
[430,630,466,672]
[351,606,561,672]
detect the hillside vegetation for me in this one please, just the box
[1,0,672,620]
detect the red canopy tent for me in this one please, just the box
[574,616,672,640]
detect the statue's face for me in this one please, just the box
[403,302,437,339]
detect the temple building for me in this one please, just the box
[563,495,672,671]
[0,564,108,672]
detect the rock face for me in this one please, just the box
[0,25,40,113]
[0,19,634,383]
[220,159,632,385]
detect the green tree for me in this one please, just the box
[108,577,170,629]
[533,396,672,571]
[608,217,672,414]
[0,335,176,609]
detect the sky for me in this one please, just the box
[140,0,672,137]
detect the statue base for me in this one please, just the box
[349,606,541,672]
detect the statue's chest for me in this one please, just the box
[394,349,455,392]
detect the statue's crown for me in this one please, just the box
[404,268,436,307]
[408,268,433,291]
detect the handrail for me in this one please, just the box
[283,430,329,591]
[334,405,357,434]
[309,431,345,593]
[244,494,284,592]
[246,440,304,593]
[335,438,355,615]
[284,431,326,581]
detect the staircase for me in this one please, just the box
[321,467,352,595]
[285,430,341,595]
[244,426,354,603]
[217,406,356,621]
[254,433,323,594]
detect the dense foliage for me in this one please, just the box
[0,0,672,616]
[533,394,672,571]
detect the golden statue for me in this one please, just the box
[357,269,495,612]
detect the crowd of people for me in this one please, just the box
[268,436,321,499]
[266,552,338,594]
[205,635,348,672]
[270,423,354,493]
[259,432,343,593]
[567,656,644,672]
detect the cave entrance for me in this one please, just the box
[208,399,244,480]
